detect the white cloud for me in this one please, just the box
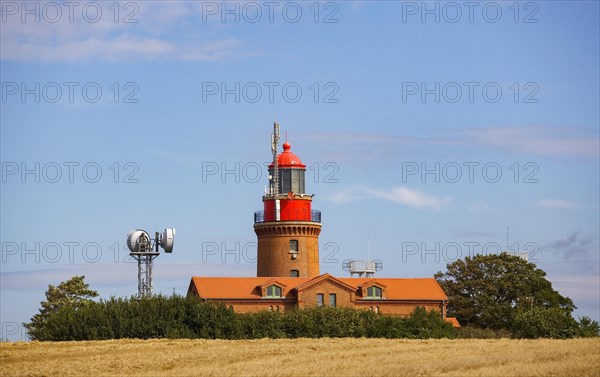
[1,262,255,291]
[3,36,173,62]
[461,126,599,160]
[328,186,451,211]
[0,2,256,62]
[297,125,599,164]
[539,199,581,209]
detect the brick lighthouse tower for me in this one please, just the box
[254,123,322,278]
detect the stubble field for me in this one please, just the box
[1,338,599,377]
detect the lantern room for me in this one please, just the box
[268,141,306,194]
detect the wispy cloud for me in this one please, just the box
[328,186,451,211]
[461,126,599,159]
[1,2,259,62]
[543,231,598,268]
[452,229,496,238]
[539,199,582,209]
[549,273,600,314]
[297,125,599,165]
[1,262,255,291]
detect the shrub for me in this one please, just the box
[29,296,459,341]
[456,326,511,339]
[577,316,600,337]
[238,310,286,339]
[512,307,579,339]
[404,307,456,339]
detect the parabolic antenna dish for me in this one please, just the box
[160,228,176,253]
[127,229,150,253]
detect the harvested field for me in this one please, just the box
[1,338,599,376]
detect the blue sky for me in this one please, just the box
[1,1,598,341]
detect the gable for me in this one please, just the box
[294,273,356,293]
[358,279,388,298]
[260,279,288,298]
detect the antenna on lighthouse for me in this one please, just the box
[272,122,280,196]
[272,122,281,221]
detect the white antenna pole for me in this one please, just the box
[367,235,371,261]
[272,122,280,221]
[272,121,280,196]
[506,226,509,251]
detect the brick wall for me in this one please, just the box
[354,301,443,316]
[225,301,297,313]
[255,222,321,278]
[297,281,354,309]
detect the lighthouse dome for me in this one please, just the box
[269,142,306,169]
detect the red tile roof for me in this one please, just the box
[189,274,448,301]
[338,277,447,300]
[445,317,461,328]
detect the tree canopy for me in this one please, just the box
[435,253,576,331]
[24,275,98,340]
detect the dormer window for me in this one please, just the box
[366,286,383,299]
[265,285,282,298]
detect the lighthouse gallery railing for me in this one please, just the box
[254,210,321,224]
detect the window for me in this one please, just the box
[274,169,305,194]
[289,240,299,259]
[280,169,291,194]
[291,169,305,194]
[375,306,380,313]
[329,293,337,307]
[266,285,282,298]
[290,269,299,277]
[366,286,382,299]
[316,293,324,307]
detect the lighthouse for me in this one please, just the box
[254,123,322,278]
[189,123,459,327]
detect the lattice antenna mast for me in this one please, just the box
[137,233,157,297]
[271,121,280,197]
[127,228,175,298]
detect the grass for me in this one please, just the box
[1,338,599,377]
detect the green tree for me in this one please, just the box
[404,307,456,339]
[512,307,579,339]
[24,275,98,340]
[577,316,600,337]
[435,253,575,331]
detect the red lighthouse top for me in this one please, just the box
[255,133,320,224]
[268,142,306,169]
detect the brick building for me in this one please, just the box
[188,124,459,327]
